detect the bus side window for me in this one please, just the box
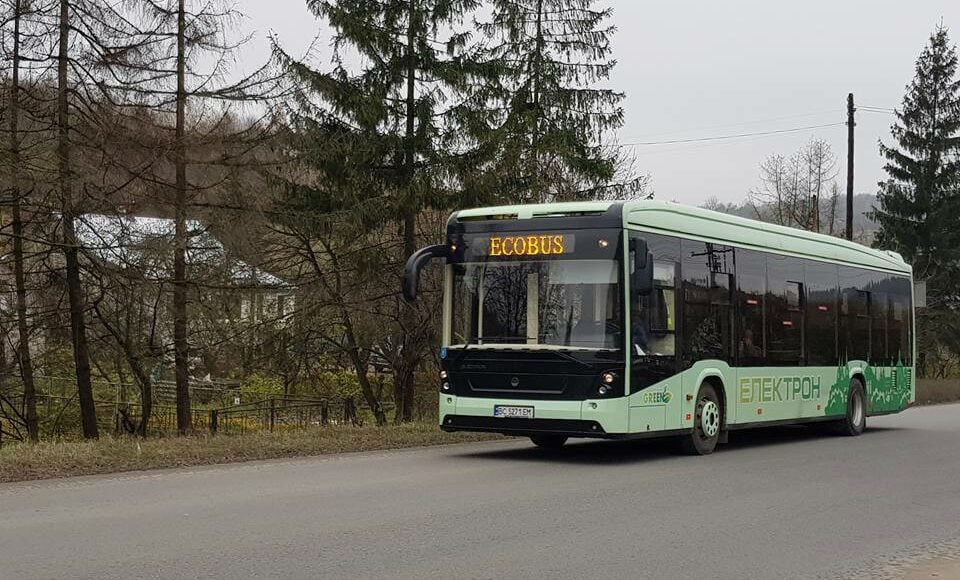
[681,239,734,367]
[805,261,839,366]
[766,254,804,364]
[736,249,766,366]
[871,291,889,365]
[840,266,872,361]
[888,276,912,364]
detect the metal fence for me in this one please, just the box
[210,397,364,434]
[0,373,420,445]
[0,389,387,446]
[24,375,243,407]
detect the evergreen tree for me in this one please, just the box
[276,0,478,423]
[466,0,630,203]
[873,25,960,372]
[874,25,960,287]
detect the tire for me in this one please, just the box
[835,377,866,436]
[679,382,723,455]
[530,433,568,449]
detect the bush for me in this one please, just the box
[239,374,284,401]
[290,371,380,401]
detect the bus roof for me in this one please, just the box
[451,200,911,274]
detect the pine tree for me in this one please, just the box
[276,0,478,423]
[874,25,960,295]
[467,0,629,203]
[873,25,960,374]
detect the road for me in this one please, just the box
[2,405,960,580]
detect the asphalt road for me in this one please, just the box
[2,405,960,580]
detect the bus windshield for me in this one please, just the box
[451,259,622,350]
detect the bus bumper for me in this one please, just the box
[439,395,629,437]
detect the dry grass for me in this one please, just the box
[2,379,956,484]
[0,423,502,484]
[915,378,960,406]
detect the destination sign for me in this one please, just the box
[485,234,575,257]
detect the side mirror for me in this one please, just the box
[403,244,449,302]
[630,239,654,297]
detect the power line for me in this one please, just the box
[619,122,846,147]
[858,105,896,115]
[619,108,841,140]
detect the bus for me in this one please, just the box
[403,200,915,454]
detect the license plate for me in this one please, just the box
[494,405,534,419]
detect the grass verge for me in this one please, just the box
[0,423,502,484]
[2,379,956,485]
[916,379,960,406]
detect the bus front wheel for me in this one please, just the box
[679,382,722,455]
[530,434,568,449]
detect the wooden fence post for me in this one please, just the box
[209,409,219,434]
[344,399,358,426]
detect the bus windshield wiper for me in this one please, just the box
[453,340,473,365]
[550,349,594,369]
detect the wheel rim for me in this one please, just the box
[851,390,864,426]
[700,400,721,438]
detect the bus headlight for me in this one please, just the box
[598,372,619,397]
[439,370,448,380]
[441,382,451,392]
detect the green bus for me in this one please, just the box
[403,201,915,454]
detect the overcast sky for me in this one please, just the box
[233,0,959,206]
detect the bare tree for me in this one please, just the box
[260,210,390,427]
[0,0,46,440]
[55,0,99,438]
[802,138,839,233]
[588,142,653,202]
[81,212,167,436]
[96,0,280,434]
[748,138,840,234]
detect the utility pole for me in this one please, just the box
[845,93,855,241]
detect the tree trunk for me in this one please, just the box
[395,2,419,423]
[173,0,192,434]
[531,0,544,202]
[8,0,38,442]
[345,341,388,427]
[335,297,387,426]
[92,301,153,437]
[59,0,98,439]
[310,239,387,427]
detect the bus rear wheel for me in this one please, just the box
[834,377,866,436]
[679,383,722,455]
[530,434,568,449]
